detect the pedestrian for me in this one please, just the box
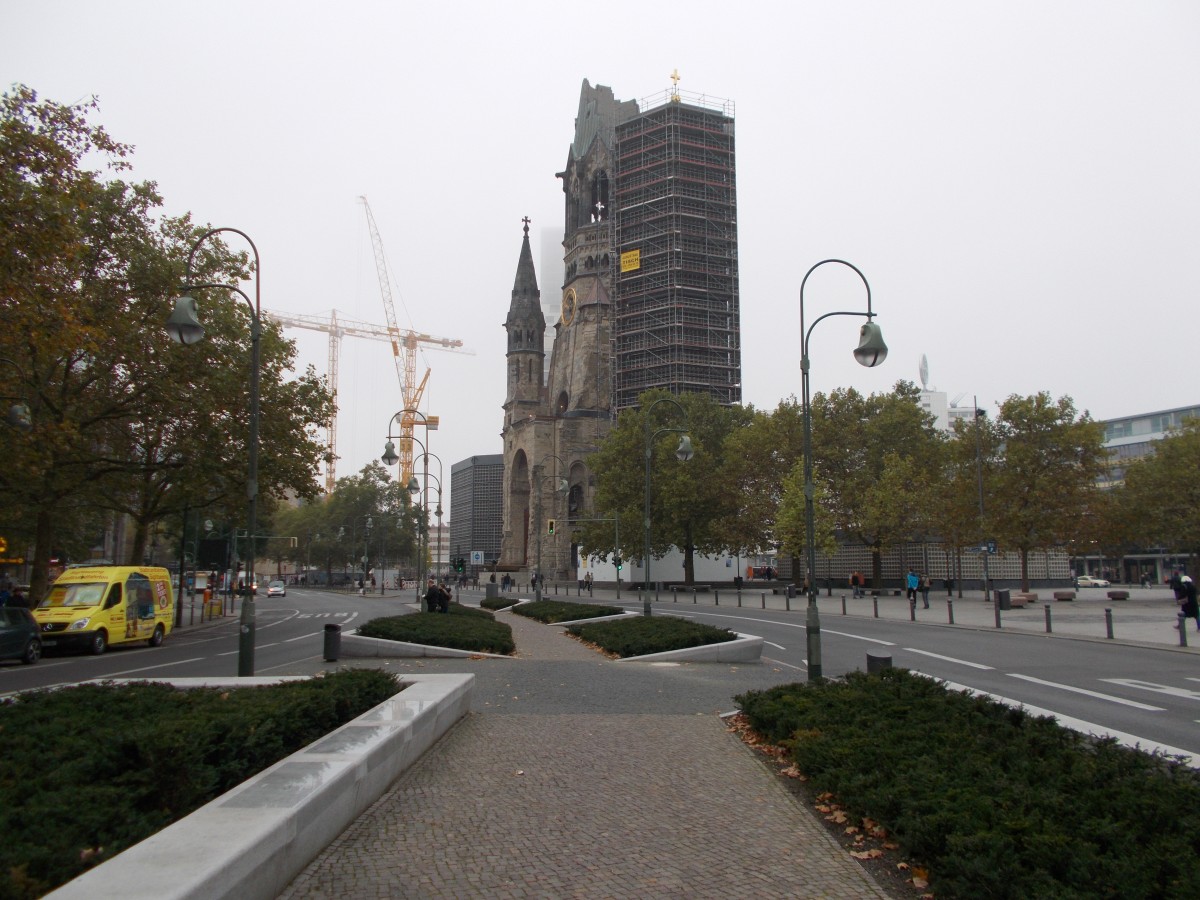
[438,581,451,613]
[1179,576,1199,632]
[906,568,919,602]
[424,577,440,613]
[8,587,29,610]
[0,583,10,607]
[585,571,593,591]
[1170,570,1183,601]
[920,573,931,609]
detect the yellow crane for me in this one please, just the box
[360,196,452,484]
[263,309,465,491]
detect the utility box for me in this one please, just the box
[996,589,1011,611]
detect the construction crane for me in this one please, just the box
[360,196,451,485]
[263,309,465,491]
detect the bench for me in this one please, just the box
[1107,590,1131,601]
[1053,590,1076,601]
[1011,592,1038,607]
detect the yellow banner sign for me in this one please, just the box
[620,249,641,272]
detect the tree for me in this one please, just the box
[0,86,335,599]
[987,393,1106,591]
[810,382,944,588]
[580,390,750,585]
[1122,418,1200,574]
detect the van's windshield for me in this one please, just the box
[39,582,107,609]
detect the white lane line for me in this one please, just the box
[934,677,1196,768]
[1008,674,1164,711]
[285,632,322,643]
[1102,679,1200,702]
[89,658,206,677]
[903,648,993,670]
[657,609,897,644]
[761,656,805,671]
[764,641,787,651]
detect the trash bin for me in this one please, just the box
[323,623,341,661]
[996,589,1011,611]
[485,583,499,600]
[786,584,797,599]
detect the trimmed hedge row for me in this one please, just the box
[0,670,401,899]
[358,607,514,655]
[567,615,736,658]
[736,669,1200,899]
[512,599,623,624]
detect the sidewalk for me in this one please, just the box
[279,608,891,899]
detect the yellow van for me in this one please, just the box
[34,566,175,655]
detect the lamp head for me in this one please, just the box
[166,296,205,345]
[381,440,399,466]
[7,401,31,432]
[407,476,420,496]
[853,320,887,368]
[676,434,694,462]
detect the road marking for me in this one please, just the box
[1102,679,1200,702]
[656,608,899,646]
[90,658,206,677]
[762,656,805,671]
[933,677,1196,767]
[903,648,993,669]
[285,632,322,643]
[1008,674,1164,710]
[764,641,787,651]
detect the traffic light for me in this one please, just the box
[547,518,556,535]
[614,556,622,571]
[456,557,465,573]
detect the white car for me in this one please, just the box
[1076,576,1110,588]
[267,580,287,597]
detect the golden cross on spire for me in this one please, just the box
[670,68,681,89]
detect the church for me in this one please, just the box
[499,78,740,582]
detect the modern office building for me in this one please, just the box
[449,455,503,573]
[1100,404,1200,489]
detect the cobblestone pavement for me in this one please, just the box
[279,608,890,899]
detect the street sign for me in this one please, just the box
[470,550,484,565]
[987,540,997,555]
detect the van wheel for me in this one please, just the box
[148,624,165,647]
[89,630,108,655]
[22,639,41,665]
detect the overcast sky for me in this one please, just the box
[7,0,1199,515]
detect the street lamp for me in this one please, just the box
[383,408,437,599]
[167,227,263,677]
[973,397,991,602]
[404,435,442,596]
[533,454,568,602]
[800,258,888,680]
[642,397,694,617]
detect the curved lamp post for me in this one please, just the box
[799,258,888,680]
[167,227,262,677]
[642,397,694,617]
[382,408,436,599]
[533,454,568,602]
[401,434,442,597]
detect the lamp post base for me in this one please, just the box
[237,597,256,677]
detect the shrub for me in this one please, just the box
[513,599,623,624]
[567,616,735,658]
[481,595,519,611]
[358,611,514,655]
[736,669,1200,899]
[0,670,400,899]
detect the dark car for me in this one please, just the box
[0,607,41,664]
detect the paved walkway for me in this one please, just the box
[279,608,890,899]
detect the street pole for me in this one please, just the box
[974,396,991,602]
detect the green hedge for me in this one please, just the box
[567,616,735,658]
[358,609,514,655]
[512,599,623,624]
[736,669,1200,899]
[0,670,400,899]
[481,595,519,611]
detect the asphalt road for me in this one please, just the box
[4,585,1198,765]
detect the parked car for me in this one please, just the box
[0,607,41,664]
[1076,575,1111,588]
[267,580,287,597]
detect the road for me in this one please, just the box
[4,585,1197,765]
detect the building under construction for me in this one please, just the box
[497,78,740,578]
[613,87,740,410]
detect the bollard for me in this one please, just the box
[761,592,766,610]
[873,598,879,618]
[1179,614,1189,648]
[909,598,916,622]
[693,588,698,604]
[323,623,341,661]
[806,603,823,681]
[714,589,719,606]
[1105,608,1114,640]
[737,589,742,608]
[841,594,847,615]
[947,598,954,625]
[672,587,677,603]
[785,592,791,612]
[1044,604,1053,633]
[866,652,892,674]
[994,604,1002,629]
